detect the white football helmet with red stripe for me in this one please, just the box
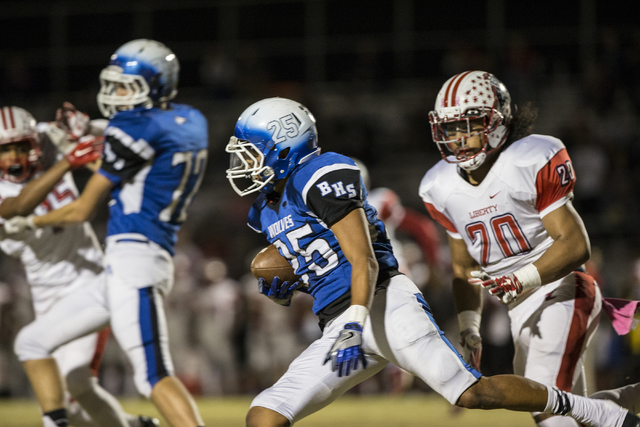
[0,106,41,183]
[429,71,511,170]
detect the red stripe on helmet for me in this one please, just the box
[443,77,455,108]
[7,107,15,129]
[450,71,473,108]
[0,108,7,130]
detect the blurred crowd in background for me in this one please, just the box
[1,0,640,404]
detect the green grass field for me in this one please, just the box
[0,394,533,426]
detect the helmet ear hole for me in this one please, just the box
[278,147,290,159]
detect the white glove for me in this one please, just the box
[44,124,77,155]
[460,329,482,370]
[56,102,90,141]
[3,215,36,234]
[458,310,482,371]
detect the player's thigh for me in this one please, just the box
[104,239,174,295]
[106,242,175,396]
[521,282,600,390]
[15,282,109,360]
[52,332,100,377]
[250,327,387,425]
[378,275,480,404]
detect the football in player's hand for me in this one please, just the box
[251,245,299,283]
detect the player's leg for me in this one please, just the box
[512,273,601,426]
[246,308,388,427]
[457,375,639,427]
[105,240,204,427]
[54,330,129,427]
[15,282,110,427]
[377,275,638,427]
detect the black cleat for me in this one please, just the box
[137,415,161,427]
[622,411,640,427]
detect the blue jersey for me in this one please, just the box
[98,103,208,255]
[248,152,399,316]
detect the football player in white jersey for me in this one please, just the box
[0,106,158,427]
[419,70,640,426]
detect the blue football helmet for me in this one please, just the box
[97,39,179,118]
[226,97,320,196]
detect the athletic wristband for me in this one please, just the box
[513,264,542,292]
[346,304,369,326]
[26,215,37,229]
[457,310,481,334]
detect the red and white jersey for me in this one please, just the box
[419,134,575,277]
[0,172,104,307]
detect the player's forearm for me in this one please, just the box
[0,159,71,219]
[453,276,483,314]
[32,199,93,227]
[349,256,378,310]
[533,236,590,286]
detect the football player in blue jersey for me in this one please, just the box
[226,97,640,427]
[4,40,208,427]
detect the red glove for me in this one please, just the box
[468,271,523,304]
[66,135,104,169]
[56,102,90,141]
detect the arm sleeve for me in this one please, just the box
[535,148,575,214]
[305,168,364,226]
[98,129,154,185]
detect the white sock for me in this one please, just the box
[545,385,629,427]
[537,415,580,427]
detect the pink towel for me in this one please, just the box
[602,297,640,335]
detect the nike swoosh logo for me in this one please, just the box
[74,147,93,157]
[490,191,500,199]
[344,332,355,340]
[545,291,556,301]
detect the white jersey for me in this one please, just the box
[0,172,104,310]
[419,134,575,278]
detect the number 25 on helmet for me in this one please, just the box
[226,97,320,196]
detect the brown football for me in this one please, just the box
[251,244,300,283]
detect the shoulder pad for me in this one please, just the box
[507,135,566,168]
[418,159,457,207]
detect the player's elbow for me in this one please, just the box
[570,235,591,266]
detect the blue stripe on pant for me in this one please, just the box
[414,293,482,379]
[139,287,169,387]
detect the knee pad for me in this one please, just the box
[14,324,52,361]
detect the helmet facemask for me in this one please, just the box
[430,106,506,171]
[226,136,276,196]
[98,66,152,118]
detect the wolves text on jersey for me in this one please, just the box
[268,214,295,239]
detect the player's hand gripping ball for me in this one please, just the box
[251,245,299,283]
